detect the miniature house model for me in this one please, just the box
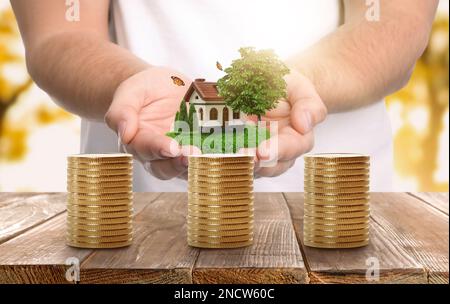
[184,79,245,131]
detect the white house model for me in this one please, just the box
[184,79,245,131]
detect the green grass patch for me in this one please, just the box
[166,125,270,154]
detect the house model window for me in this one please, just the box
[183,79,245,131]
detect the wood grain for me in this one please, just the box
[370,193,449,284]
[0,193,160,283]
[193,193,308,284]
[408,192,449,215]
[0,193,66,244]
[80,193,198,284]
[284,192,428,284]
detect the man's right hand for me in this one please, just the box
[105,66,200,180]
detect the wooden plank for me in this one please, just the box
[284,192,428,284]
[408,192,449,215]
[193,193,308,284]
[370,193,449,284]
[80,193,199,284]
[0,193,67,244]
[0,193,160,283]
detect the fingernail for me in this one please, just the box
[258,146,269,159]
[161,149,177,158]
[143,161,152,172]
[181,157,189,167]
[302,111,313,133]
[118,121,127,143]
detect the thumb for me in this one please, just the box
[291,99,327,135]
[105,103,139,145]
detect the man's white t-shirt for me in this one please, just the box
[80,0,393,192]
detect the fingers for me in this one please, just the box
[257,129,314,162]
[286,72,327,134]
[132,132,182,161]
[255,159,296,178]
[144,145,201,180]
[291,99,327,134]
[105,103,140,145]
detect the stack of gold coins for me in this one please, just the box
[66,154,134,249]
[187,155,254,249]
[303,154,370,249]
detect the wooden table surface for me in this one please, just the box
[0,192,447,284]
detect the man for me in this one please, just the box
[11,0,437,191]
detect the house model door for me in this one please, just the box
[222,107,229,127]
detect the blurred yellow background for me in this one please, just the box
[0,1,448,192]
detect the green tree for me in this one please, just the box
[217,47,290,120]
[174,111,180,131]
[179,100,188,122]
[188,103,197,130]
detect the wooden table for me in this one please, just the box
[0,192,447,284]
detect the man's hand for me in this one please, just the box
[253,70,327,177]
[105,66,200,180]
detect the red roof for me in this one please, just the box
[183,79,224,102]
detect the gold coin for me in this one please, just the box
[68,153,132,161]
[188,227,253,237]
[304,162,369,170]
[189,168,254,175]
[305,168,370,176]
[304,204,369,213]
[304,185,369,194]
[67,198,132,206]
[66,222,132,231]
[303,227,369,237]
[304,197,369,206]
[67,233,132,243]
[188,174,253,183]
[67,162,132,170]
[188,239,253,249]
[68,192,133,200]
[66,227,133,237]
[304,175,369,183]
[67,215,133,225]
[188,197,254,206]
[188,215,253,225]
[189,186,253,195]
[188,234,252,243]
[188,203,253,213]
[67,175,133,185]
[188,210,254,219]
[68,185,133,194]
[68,168,133,176]
[68,164,132,170]
[303,180,369,188]
[189,192,253,200]
[68,209,133,219]
[305,192,369,200]
[303,239,369,249]
[67,239,133,249]
[304,210,370,219]
[304,153,369,163]
[188,221,254,231]
[67,165,132,171]
[304,222,369,231]
[304,233,369,243]
[304,216,370,225]
[67,159,132,166]
[69,180,132,188]
[67,203,133,213]
[188,180,253,188]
